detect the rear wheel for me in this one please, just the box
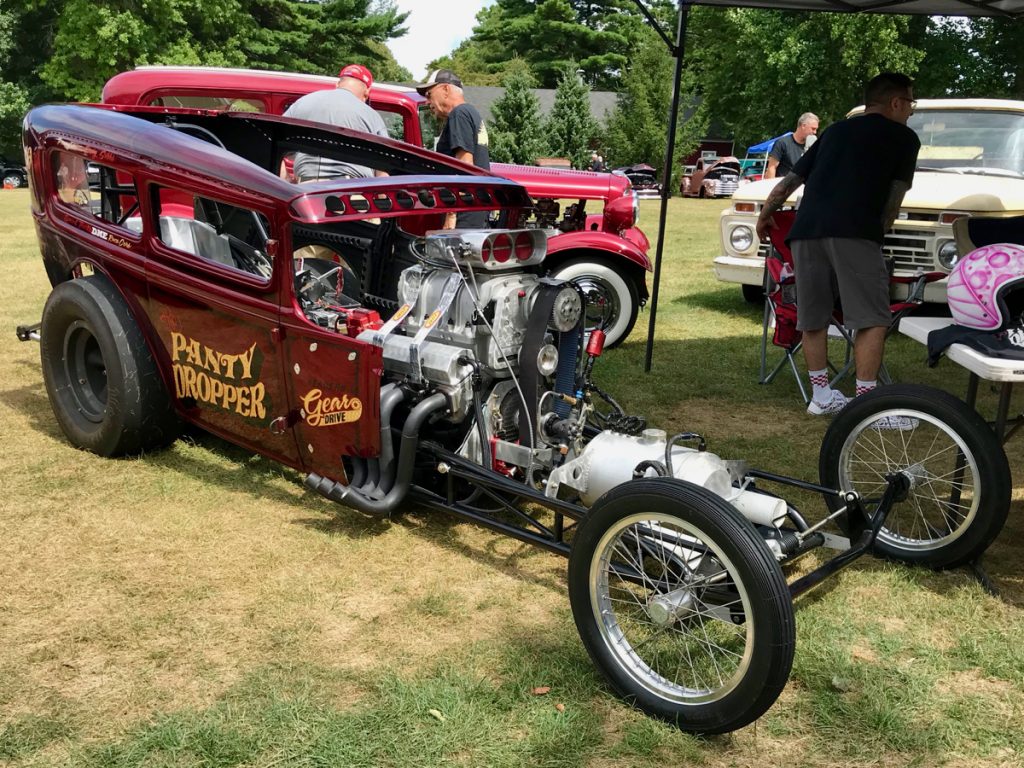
[568,479,795,734]
[550,257,640,348]
[819,385,1010,569]
[40,276,178,456]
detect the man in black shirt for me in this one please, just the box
[416,68,491,229]
[764,112,819,179]
[756,73,920,419]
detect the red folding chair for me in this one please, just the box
[758,211,943,401]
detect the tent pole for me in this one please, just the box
[644,0,691,372]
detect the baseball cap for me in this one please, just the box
[415,69,463,95]
[339,64,373,89]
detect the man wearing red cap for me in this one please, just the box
[283,64,389,181]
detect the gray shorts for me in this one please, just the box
[791,238,891,331]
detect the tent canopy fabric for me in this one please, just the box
[746,133,790,155]
[686,1,1024,18]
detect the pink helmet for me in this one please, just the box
[946,243,1024,331]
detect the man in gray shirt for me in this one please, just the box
[283,64,389,181]
[765,112,819,179]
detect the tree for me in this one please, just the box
[488,63,546,164]
[604,27,706,192]
[686,8,924,151]
[545,65,599,169]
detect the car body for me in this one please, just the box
[2,156,27,188]
[101,66,651,345]
[681,156,741,198]
[715,99,1024,304]
[19,102,1012,736]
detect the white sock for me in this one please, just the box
[809,369,831,401]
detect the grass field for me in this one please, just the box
[1,189,1022,768]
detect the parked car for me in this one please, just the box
[19,101,1009,736]
[615,163,661,199]
[101,66,651,346]
[716,99,1024,304]
[681,156,741,198]
[2,156,27,188]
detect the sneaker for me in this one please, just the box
[806,390,851,416]
[870,414,919,431]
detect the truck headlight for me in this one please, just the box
[938,240,960,270]
[730,225,755,253]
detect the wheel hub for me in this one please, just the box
[647,586,696,628]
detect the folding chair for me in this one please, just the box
[758,211,943,401]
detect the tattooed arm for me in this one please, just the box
[755,172,804,241]
[882,180,910,234]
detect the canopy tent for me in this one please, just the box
[633,0,1024,372]
[747,133,790,155]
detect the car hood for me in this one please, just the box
[493,162,631,200]
[734,172,1024,213]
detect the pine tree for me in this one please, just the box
[545,65,599,169]
[489,65,545,165]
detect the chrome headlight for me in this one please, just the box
[537,344,559,376]
[938,240,960,270]
[729,225,755,253]
[550,286,583,332]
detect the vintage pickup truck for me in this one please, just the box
[715,99,1024,303]
[101,66,651,346]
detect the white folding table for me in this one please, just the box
[899,316,1024,444]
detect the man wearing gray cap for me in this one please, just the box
[416,69,490,229]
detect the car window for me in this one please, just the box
[374,109,406,142]
[149,95,265,112]
[153,186,273,281]
[52,151,141,233]
[419,106,441,151]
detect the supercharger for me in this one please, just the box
[356,228,787,531]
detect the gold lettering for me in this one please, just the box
[238,343,257,380]
[250,382,266,420]
[301,388,361,427]
[201,346,222,376]
[185,339,202,367]
[171,332,188,362]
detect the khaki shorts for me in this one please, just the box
[792,237,891,331]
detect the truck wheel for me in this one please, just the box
[40,275,179,457]
[819,384,1010,569]
[741,283,764,304]
[568,478,795,734]
[550,257,640,348]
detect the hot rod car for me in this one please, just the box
[17,102,1011,734]
[101,66,651,348]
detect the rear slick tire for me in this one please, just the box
[568,478,795,734]
[819,384,1010,569]
[40,275,179,457]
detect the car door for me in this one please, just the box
[143,183,302,467]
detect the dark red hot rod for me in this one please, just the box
[17,102,1010,735]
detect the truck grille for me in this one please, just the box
[716,177,739,197]
[884,227,936,272]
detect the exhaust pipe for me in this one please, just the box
[305,392,448,517]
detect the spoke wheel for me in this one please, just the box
[569,479,794,734]
[820,384,1010,569]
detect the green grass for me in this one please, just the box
[1,190,1022,767]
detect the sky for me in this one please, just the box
[389,0,492,81]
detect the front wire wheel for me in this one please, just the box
[568,479,794,734]
[820,384,1010,569]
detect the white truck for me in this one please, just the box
[715,99,1024,303]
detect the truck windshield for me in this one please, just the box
[911,109,1024,175]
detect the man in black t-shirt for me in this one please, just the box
[756,73,920,420]
[416,68,491,229]
[764,112,819,179]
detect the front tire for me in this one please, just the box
[568,479,795,734]
[3,172,25,188]
[819,384,1010,569]
[550,257,640,348]
[40,275,179,457]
